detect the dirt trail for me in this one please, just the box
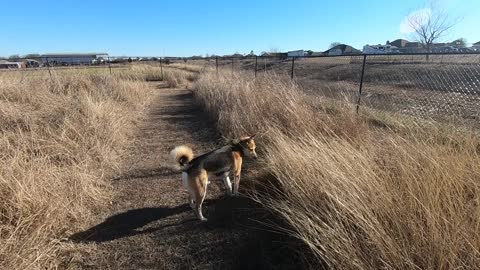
[69,82,302,270]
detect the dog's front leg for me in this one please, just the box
[222,172,233,195]
[233,173,241,196]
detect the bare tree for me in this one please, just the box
[329,42,341,49]
[407,4,459,51]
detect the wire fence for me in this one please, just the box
[208,53,480,128]
[2,52,480,128]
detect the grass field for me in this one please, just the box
[2,63,479,269]
[0,65,191,269]
[193,70,480,269]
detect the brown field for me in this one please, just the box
[2,62,479,269]
[192,70,480,269]
[0,64,193,269]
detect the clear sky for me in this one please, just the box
[1,0,479,57]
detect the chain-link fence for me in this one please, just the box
[3,52,479,127]
[211,53,480,128]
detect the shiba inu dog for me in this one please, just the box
[170,135,257,221]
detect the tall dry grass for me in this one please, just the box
[193,71,480,269]
[0,70,153,269]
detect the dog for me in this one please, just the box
[170,135,257,221]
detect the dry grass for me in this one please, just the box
[168,62,212,73]
[0,70,155,269]
[193,71,480,269]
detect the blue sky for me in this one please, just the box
[1,0,479,57]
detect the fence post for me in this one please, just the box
[264,57,267,73]
[216,57,218,76]
[356,54,367,114]
[46,57,52,79]
[160,58,164,80]
[291,56,295,79]
[254,55,258,78]
[232,57,234,74]
[107,56,112,75]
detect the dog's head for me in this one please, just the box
[238,134,257,159]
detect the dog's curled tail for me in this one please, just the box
[170,145,194,169]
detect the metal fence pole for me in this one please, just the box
[160,58,163,80]
[356,54,367,114]
[216,57,218,76]
[264,57,267,73]
[107,56,112,75]
[291,57,295,79]
[254,55,258,78]
[46,57,52,79]
[231,57,234,74]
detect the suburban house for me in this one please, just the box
[363,44,398,54]
[261,52,288,59]
[287,50,306,58]
[473,41,480,51]
[384,39,423,53]
[324,44,361,56]
[40,53,108,66]
[0,60,24,69]
[387,39,409,48]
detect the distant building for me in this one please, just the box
[363,44,398,54]
[287,50,305,58]
[387,39,409,48]
[0,60,24,69]
[40,53,108,65]
[324,44,361,56]
[472,41,480,51]
[403,42,423,53]
[385,39,424,53]
[260,52,288,59]
[310,52,324,56]
[22,59,40,68]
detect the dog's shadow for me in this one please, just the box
[69,195,263,244]
[70,204,191,243]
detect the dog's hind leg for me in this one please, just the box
[222,172,233,195]
[183,172,195,209]
[192,170,208,221]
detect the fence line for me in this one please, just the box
[210,52,480,128]
[3,52,480,127]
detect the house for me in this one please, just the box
[287,50,305,58]
[310,52,324,56]
[324,44,361,56]
[387,39,409,48]
[260,52,288,59]
[402,42,424,53]
[363,44,398,54]
[472,41,480,51]
[0,60,24,69]
[40,53,108,66]
[22,59,40,68]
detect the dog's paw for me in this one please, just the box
[200,217,208,222]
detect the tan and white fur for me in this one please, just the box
[170,135,257,221]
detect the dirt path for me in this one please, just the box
[69,83,302,270]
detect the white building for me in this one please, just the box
[40,53,108,65]
[363,44,397,54]
[287,50,305,58]
[0,60,23,69]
